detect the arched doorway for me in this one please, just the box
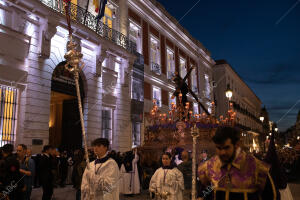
[49,61,85,151]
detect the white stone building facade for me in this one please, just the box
[213,60,263,151]
[0,0,214,153]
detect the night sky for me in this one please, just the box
[156,0,300,131]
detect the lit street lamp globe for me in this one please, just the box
[260,116,264,122]
[225,84,233,99]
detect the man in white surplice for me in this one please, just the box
[119,148,140,194]
[81,138,119,200]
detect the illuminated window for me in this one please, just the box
[191,66,198,93]
[150,36,161,74]
[132,122,141,147]
[153,86,161,107]
[102,108,113,144]
[129,21,142,54]
[102,5,113,29]
[193,103,199,114]
[167,48,175,79]
[204,74,210,99]
[131,78,143,101]
[0,85,18,147]
[169,92,176,109]
[180,58,187,78]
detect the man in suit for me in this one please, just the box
[39,145,54,200]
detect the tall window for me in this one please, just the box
[132,122,141,147]
[167,48,175,79]
[131,78,143,101]
[0,85,18,147]
[102,108,112,144]
[180,58,187,78]
[204,74,211,99]
[169,92,176,109]
[191,67,198,93]
[102,4,113,29]
[129,21,142,54]
[153,86,161,107]
[150,36,161,75]
[193,103,199,114]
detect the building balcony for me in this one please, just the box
[39,0,136,53]
[151,62,161,75]
[231,101,260,123]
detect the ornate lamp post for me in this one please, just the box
[191,125,200,200]
[260,116,265,152]
[225,84,233,113]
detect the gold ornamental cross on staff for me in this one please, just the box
[63,0,90,168]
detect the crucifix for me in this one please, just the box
[171,66,210,115]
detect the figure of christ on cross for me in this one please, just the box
[171,66,210,115]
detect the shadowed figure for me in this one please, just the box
[171,66,209,114]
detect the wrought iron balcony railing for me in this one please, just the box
[39,0,136,54]
[151,62,161,75]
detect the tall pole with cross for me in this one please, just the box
[63,0,90,168]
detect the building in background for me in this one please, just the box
[213,60,263,152]
[0,0,214,152]
[128,0,215,145]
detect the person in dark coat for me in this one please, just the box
[264,131,287,200]
[39,145,54,200]
[178,150,192,200]
[0,144,25,200]
[72,149,86,200]
[59,151,68,187]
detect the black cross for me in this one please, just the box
[172,66,209,115]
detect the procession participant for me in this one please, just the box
[119,147,140,195]
[149,152,184,200]
[199,150,208,163]
[197,126,277,200]
[39,145,54,200]
[178,150,192,200]
[81,138,119,200]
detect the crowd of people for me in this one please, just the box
[0,126,298,200]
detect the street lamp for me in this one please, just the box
[275,127,278,132]
[225,84,233,100]
[260,116,264,122]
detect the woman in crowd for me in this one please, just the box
[149,152,184,200]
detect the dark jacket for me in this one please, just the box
[38,154,53,185]
[178,160,192,190]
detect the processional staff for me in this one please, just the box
[62,0,90,168]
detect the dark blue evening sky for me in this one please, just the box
[156,0,300,131]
